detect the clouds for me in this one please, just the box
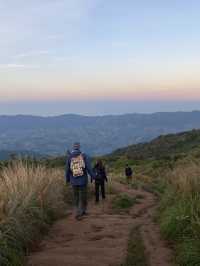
[0,0,98,36]
[0,0,98,56]
[0,64,39,69]
[0,0,100,74]
[14,50,51,59]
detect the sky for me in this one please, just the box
[0,0,200,115]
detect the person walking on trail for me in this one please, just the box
[93,160,108,203]
[125,164,133,183]
[66,142,94,220]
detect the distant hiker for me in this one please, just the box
[93,160,108,203]
[125,164,133,183]
[66,143,94,220]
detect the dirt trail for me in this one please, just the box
[28,182,172,266]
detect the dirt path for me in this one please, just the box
[28,182,172,266]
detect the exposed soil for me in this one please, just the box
[28,182,172,266]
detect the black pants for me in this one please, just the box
[126,175,132,183]
[95,181,105,202]
[73,186,87,216]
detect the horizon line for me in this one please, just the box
[0,110,200,118]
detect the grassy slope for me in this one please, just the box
[105,129,200,266]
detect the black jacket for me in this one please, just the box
[125,167,133,176]
[93,164,108,182]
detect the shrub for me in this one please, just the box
[112,194,136,211]
[176,238,200,266]
[160,199,193,240]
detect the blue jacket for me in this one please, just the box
[66,149,94,186]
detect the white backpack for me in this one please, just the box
[70,154,86,177]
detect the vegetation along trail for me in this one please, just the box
[28,180,172,266]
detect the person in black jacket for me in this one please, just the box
[125,164,133,183]
[93,160,108,203]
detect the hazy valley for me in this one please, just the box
[1,111,200,159]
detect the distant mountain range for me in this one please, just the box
[0,111,200,157]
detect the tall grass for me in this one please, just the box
[159,161,200,265]
[166,162,200,195]
[0,160,66,266]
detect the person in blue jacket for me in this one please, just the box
[66,142,94,220]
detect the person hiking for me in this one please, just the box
[93,159,108,203]
[66,142,94,220]
[125,164,133,183]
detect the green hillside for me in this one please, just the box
[104,129,200,176]
[109,129,200,161]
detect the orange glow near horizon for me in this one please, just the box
[1,86,200,102]
[1,61,200,102]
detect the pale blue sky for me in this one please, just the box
[0,0,200,114]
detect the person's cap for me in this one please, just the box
[73,142,80,150]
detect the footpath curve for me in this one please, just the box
[28,181,172,266]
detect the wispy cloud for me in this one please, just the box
[14,50,51,58]
[0,0,99,59]
[0,64,39,69]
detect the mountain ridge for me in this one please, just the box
[108,129,200,160]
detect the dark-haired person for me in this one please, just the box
[93,160,108,203]
[125,164,133,183]
[66,142,95,220]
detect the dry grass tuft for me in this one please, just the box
[0,160,66,266]
[166,162,200,196]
